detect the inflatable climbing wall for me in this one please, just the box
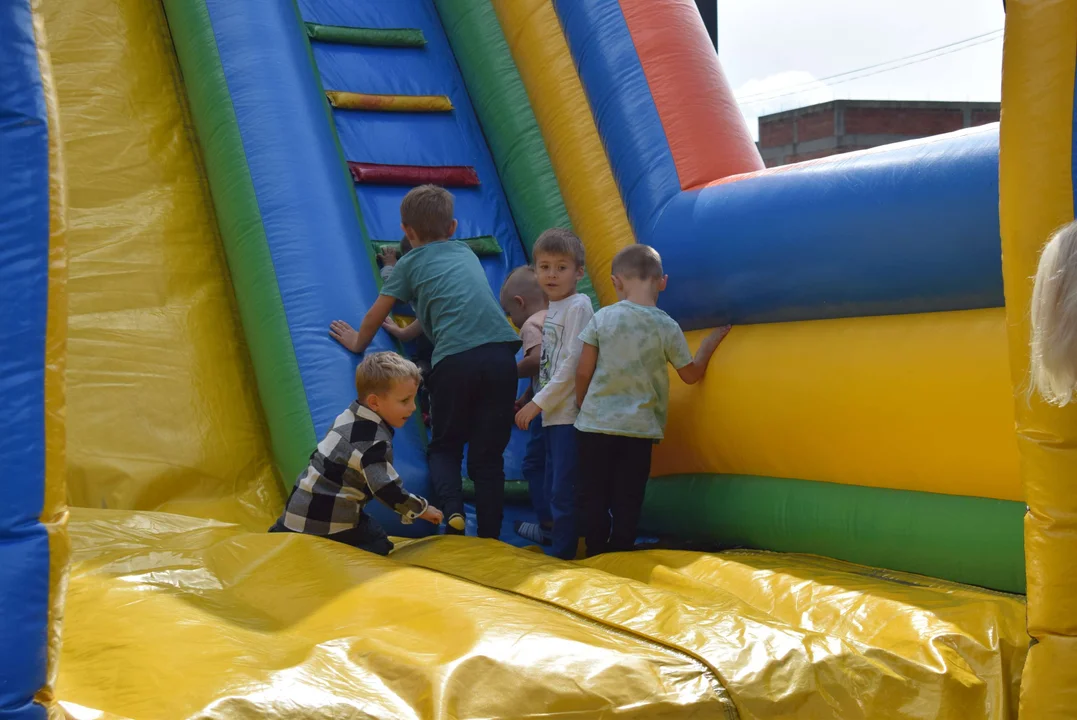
[3,0,1076,717]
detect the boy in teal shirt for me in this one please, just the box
[574,244,730,556]
[330,185,521,538]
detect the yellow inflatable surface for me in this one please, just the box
[43,0,282,530]
[57,509,1026,720]
[41,0,1032,716]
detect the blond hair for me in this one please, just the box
[400,185,455,241]
[356,351,421,398]
[611,244,663,280]
[533,227,585,267]
[1030,220,1077,405]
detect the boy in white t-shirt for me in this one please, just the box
[515,229,594,559]
[575,245,730,557]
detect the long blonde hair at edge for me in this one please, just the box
[1030,220,1077,405]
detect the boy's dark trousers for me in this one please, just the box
[268,514,394,556]
[426,342,518,538]
[576,431,654,557]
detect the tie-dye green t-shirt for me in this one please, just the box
[574,301,693,440]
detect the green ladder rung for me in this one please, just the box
[371,236,503,257]
[305,23,426,48]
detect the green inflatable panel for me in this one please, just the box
[164,0,316,485]
[641,474,1026,594]
[433,0,599,309]
[305,23,426,48]
[371,236,503,257]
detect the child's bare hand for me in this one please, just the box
[381,319,402,338]
[329,320,362,352]
[379,246,399,266]
[419,505,443,525]
[515,401,541,431]
[702,324,732,352]
[514,394,529,413]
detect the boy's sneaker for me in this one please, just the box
[514,521,551,546]
[445,513,466,535]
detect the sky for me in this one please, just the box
[716,0,1006,139]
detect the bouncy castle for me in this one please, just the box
[2,0,1075,717]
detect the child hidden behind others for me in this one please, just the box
[330,185,521,539]
[500,265,551,546]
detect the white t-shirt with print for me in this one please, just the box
[533,293,594,426]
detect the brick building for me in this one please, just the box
[757,99,1000,167]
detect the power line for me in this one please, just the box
[736,29,1003,106]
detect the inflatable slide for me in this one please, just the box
[2,0,1075,717]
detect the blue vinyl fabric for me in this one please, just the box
[296,0,529,292]
[554,0,1004,328]
[552,0,680,236]
[298,0,531,483]
[658,127,1004,328]
[0,1,51,717]
[201,0,433,536]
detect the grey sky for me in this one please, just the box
[716,0,1006,138]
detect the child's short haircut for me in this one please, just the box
[611,244,664,281]
[533,227,585,268]
[500,265,544,305]
[356,351,422,399]
[400,185,455,241]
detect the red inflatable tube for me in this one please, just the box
[347,162,480,187]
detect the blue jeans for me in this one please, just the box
[523,417,551,525]
[544,424,579,560]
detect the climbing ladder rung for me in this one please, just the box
[372,236,502,257]
[305,23,426,48]
[326,91,453,113]
[348,162,480,187]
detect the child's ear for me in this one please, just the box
[513,294,526,309]
[576,264,585,279]
[449,218,458,236]
[364,393,381,413]
[658,275,669,292]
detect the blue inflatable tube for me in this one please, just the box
[196,0,433,535]
[657,126,1004,328]
[0,0,51,715]
[555,0,1004,327]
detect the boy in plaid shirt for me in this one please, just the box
[269,352,442,554]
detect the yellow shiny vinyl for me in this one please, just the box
[655,308,1022,501]
[41,0,282,529]
[58,509,1028,720]
[999,1,1077,715]
[491,0,633,307]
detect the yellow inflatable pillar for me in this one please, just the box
[31,1,70,715]
[999,2,1077,715]
[491,0,633,306]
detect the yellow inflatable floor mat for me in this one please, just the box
[59,509,1027,720]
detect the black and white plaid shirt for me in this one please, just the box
[281,402,427,535]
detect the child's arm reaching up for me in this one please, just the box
[676,325,731,385]
[329,295,397,354]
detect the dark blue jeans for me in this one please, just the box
[544,424,579,560]
[522,416,551,525]
[269,515,394,556]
